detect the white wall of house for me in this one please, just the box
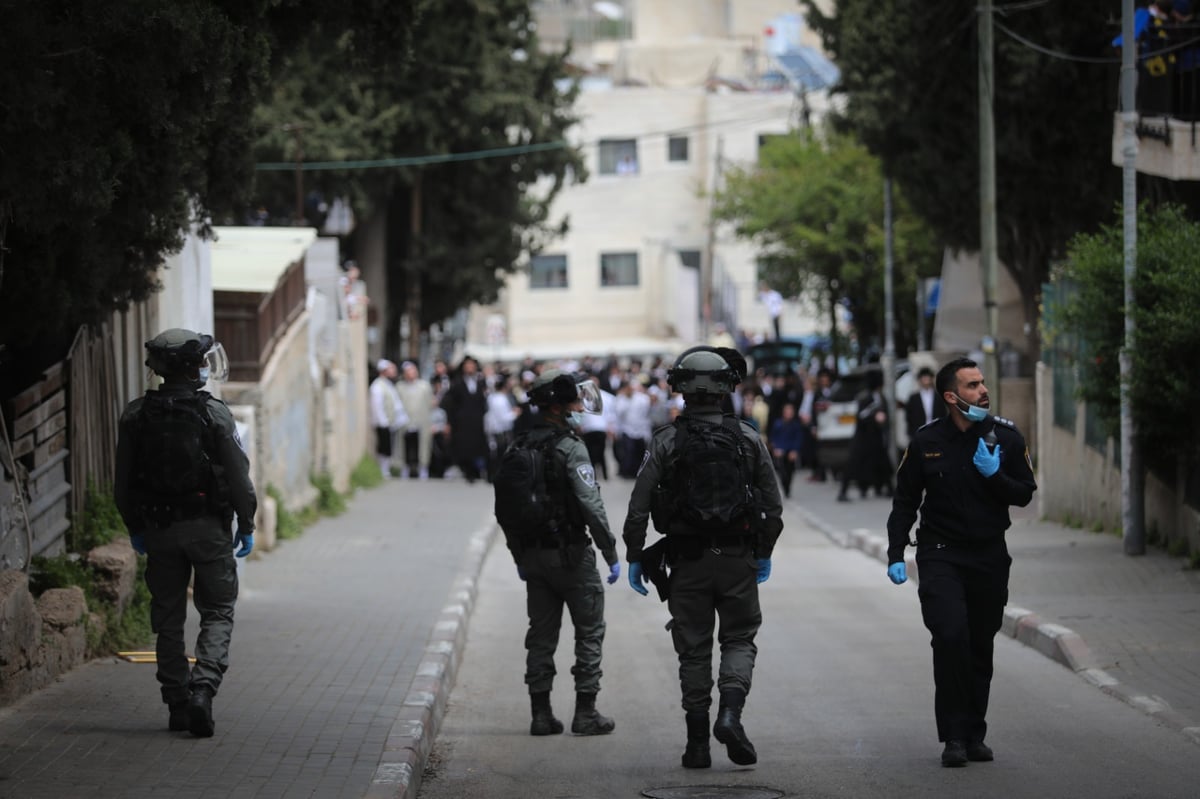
[465,0,834,360]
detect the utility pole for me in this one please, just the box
[702,135,724,343]
[882,178,898,470]
[978,0,1000,407]
[283,123,306,225]
[406,174,423,362]
[1120,0,1145,555]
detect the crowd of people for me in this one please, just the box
[366,348,924,503]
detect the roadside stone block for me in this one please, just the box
[0,570,42,704]
[36,586,87,676]
[87,539,138,613]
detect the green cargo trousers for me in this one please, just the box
[667,546,762,713]
[521,544,607,695]
[143,516,238,704]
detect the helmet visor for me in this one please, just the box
[576,380,603,414]
[203,343,230,383]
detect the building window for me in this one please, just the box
[530,254,568,289]
[668,135,689,162]
[600,252,639,287]
[599,139,639,175]
[678,249,702,270]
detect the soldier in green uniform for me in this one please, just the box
[624,346,783,769]
[497,369,621,737]
[114,329,257,738]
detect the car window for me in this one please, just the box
[829,376,867,402]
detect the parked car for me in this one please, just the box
[815,362,909,477]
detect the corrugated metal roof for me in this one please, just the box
[211,226,318,293]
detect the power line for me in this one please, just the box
[254,108,792,172]
[995,18,1200,65]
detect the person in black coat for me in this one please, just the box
[836,370,893,501]
[440,355,490,482]
[904,367,947,439]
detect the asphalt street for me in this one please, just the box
[418,476,1200,799]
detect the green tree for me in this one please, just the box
[801,0,1120,357]
[0,0,277,377]
[1056,204,1200,468]
[714,130,939,359]
[244,0,585,357]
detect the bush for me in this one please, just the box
[70,481,127,552]
[313,472,347,516]
[1057,204,1200,468]
[350,453,384,491]
[267,484,304,540]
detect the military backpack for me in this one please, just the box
[493,426,570,545]
[132,390,219,519]
[653,415,755,534]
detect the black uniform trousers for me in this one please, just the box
[667,544,761,713]
[915,540,1010,743]
[521,544,607,696]
[144,516,238,704]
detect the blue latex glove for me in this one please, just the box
[234,532,254,558]
[628,562,649,596]
[888,562,907,585]
[129,534,146,556]
[607,562,621,585]
[756,558,771,584]
[973,438,1001,477]
[517,566,526,581]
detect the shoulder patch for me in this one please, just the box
[576,463,597,488]
[635,449,651,477]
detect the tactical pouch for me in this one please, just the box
[650,485,677,534]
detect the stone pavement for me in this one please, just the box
[0,477,497,799]
[786,471,1200,744]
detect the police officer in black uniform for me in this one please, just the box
[114,329,257,738]
[886,357,1037,767]
[513,370,621,737]
[624,346,784,769]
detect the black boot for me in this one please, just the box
[529,691,564,736]
[712,689,757,765]
[187,687,215,738]
[681,712,711,769]
[168,700,189,732]
[571,692,615,735]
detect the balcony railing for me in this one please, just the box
[214,256,307,383]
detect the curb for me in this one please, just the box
[364,522,499,799]
[800,506,1200,748]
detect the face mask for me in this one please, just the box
[198,367,211,383]
[568,411,584,428]
[953,394,988,423]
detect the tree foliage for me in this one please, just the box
[244,0,586,351]
[0,0,276,374]
[714,130,940,357]
[1055,204,1200,467]
[801,0,1121,353]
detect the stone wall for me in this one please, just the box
[0,537,140,707]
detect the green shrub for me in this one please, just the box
[350,453,384,491]
[267,484,303,540]
[313,472,347,516]
[70,482,127,552]
[1168,536,1190,559]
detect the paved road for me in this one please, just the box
[419,477,1200,799]
[0,479,495,799]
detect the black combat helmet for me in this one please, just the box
[144,328,227,381]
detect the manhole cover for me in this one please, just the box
[642,787,784,799]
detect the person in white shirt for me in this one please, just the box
[615,379,653,478]
[485,373,518,479]
[370,360,409,477]
[758,282,784,341]
[395,361,434,479]
[578,375,617,480]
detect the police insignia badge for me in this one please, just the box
[576,463,597,488]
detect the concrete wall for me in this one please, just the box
[224,311,319,515]
[1035,362,1200,554]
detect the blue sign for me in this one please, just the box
[924,278,941,318]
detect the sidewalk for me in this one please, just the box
[786,472,1200,743]
[0,478,497,799]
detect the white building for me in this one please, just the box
[464,0,836,362]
